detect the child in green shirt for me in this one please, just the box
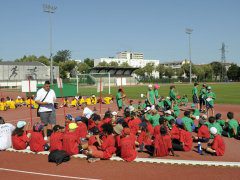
[205,86,216,116]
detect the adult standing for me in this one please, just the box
[147,84,156,107]
[35,81,56,140]
[192,82,199,109]
[199,84,207,112]
[0,116,15,150]
[169,85,176,108]
[116,88,126,111]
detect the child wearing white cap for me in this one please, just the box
[205,127,225,156]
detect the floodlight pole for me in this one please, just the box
[43,4,57,84]
[186,28,193,83]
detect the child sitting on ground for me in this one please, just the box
[222,112,239,138]
[49,125,64,152]
[193,119,210,143]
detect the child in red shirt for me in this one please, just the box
[86,123,116,163]
[128,112,141,135]
[75,116,88,139]
[193,119,210,143]
[49,125,64,152]
[120,128,137,162]
[62,123,80,156]
[29,123,48,152]
[169,119,180,140]
[12,121,31,150]
[205,127,225,156]
[64,114,74,133]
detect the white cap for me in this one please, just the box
[17,121,26,128]
[165,110,172,115]
[112,111,117,116]
[151,105,155,110]
[166,96,170,100]
[210,127,217,135]
[148,84,153,88]
[129,106,135,112]
[140,94,144,98]
[17,96,21,99]
[75,96,79,100]
[144,107,151,112]
[92,95,96,98]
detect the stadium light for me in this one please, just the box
[43,4,57,84]
[186,28,193,83]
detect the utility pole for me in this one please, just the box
[186,28,193,83]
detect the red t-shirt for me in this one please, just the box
[29,131,45,152]
[197,125,210,139]
[147,122,154,135]
[170,125,180,140]
[75,122,88,139]
[62,131,80,155]
[128,118,141,135]
[212,135,225,156]
[115,135,121,150]
[88,119,95,130]
[120,135,137,162]
[103,118,111,124]
[96,121,104,132]
[50,132,63,152]
[153,125,161,137]
[65,122,70,133]
[153,134,172,157]
[179,129,192,152]
[88,135,97,146]
[124,117,131,124]
[137,131,152,145]
[12,132,29,150]
[101,134,116,159]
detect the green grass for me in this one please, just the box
[78,82,240,105]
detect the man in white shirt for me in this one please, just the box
[0,117,15,150]
[81,102,93,119]
[35,81,56,140]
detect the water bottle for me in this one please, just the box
[198,142,202,154]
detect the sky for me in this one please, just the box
[0,0,239,64]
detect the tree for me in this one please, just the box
[38,56,50,66]
[164,67,174,78]
[15,55,50,66]
[227,64,239,81]
[181,63,196,78]
[78,62,90,74]
[53,50,71,63]
[202,64,213,80]
[134,68,145,78]
[97,61,109,67]
[210,61,226,81]
[156,64,165,78]
[58,60,77,78]
[109,61,119,67]
[143,63,155,77]
[84,58,94,68]
[195,65,205,81]
[120,62,131,68]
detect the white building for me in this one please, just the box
[94,51,160,78]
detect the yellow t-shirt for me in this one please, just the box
[85,98,91,105]
[9,101,16,109]
[104,97,112,104]
[91,97,97,105]
[79,98,85,105]
[0,102,6,111]
[15,99,23,104]
[71,99,77,106]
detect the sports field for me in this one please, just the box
[78,82,240,105]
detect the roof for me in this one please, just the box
[90,66,139,76]
[0,61,46,66]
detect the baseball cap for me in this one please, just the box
[113,124,123,135]
[207,86,212,90]
[17,96,21,99]
[65,114,73,121]
[53,125,64,132]
[210,127,217,135]
[176,118,183,126]
[75,116,82,122]
[148,84,153,88]
[165,110,172,115]
[112,111,118,116]
[129,106,135,112]
[17,121,26,128]
[69,123,78,130]
[34,122,44,132]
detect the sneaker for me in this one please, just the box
[44,136,48,141]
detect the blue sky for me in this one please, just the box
[0,0,239,64]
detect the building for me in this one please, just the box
[0,61,59,88]
[160,59,190,69]
[94,51,160,78]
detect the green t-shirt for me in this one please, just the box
[217,119,225,127]
[154,89,159,99]
[228,119,239,138]
[164,115,175,129]
[192,87,198,96]
[205,91,216,106]
[164,99,172,107]
[145,113,152,121]
[169,89,176,101]
[158,101,164,108]
[182,116,194,132]
[148,114,160,127]
[193,109,200,117]
[116,92,123,107]
[148,90,155,105]
[173,105,180,117]
[200,88,207,99]
[208,122,223,138]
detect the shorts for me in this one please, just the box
[199,98,205,105]
[206,101,214,109]
[192,95,199,103]
[39,111,56,125]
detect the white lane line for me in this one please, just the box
[0,168,101,180]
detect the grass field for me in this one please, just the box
[78,82,240,105]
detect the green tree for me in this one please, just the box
[181,63,196,78]
[59,60,77,78]
[84,58,94,68]
[120,62,131,68]
[78,62,90,74]
[210,61,226,81]
[164,67,174,78]
[97,61,109,67]
[143,63,154,77]
[227,64,239,81]
[38,56,50,66]
[109,61,119,67]
[195,65,205,81]
[15,55,50,66]
[202,64,213,80]
[53,50,71,63]
[156,64,165,78]
[134,68,145,78]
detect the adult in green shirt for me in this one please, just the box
[169,85,176,104]
[207,116,223,138]
[116,88,125,111]
[205,86,216,116]
[225,112,239,138]
[199,84,207,112]
[154,84,160,100]
[192,82,199,109]
[182,111,194,132]
[147,84,156,106]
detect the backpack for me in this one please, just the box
[48,150,70,165]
